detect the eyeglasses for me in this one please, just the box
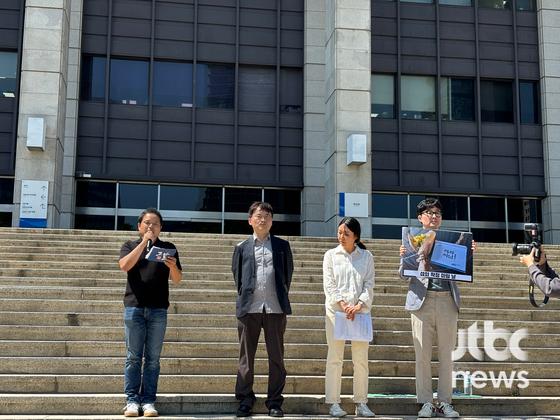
[142,220,160,227]
[422,211,442,218]
[251,213,272,221]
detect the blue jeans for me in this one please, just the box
[124,307,168,404]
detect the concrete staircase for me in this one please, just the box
[0,228,560,416]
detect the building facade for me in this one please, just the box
[0,0,559,243]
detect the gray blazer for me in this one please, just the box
[529,263,560,298]
[232,235,294,318]
[399,261,461,312]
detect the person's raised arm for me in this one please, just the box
[119,230,155,272]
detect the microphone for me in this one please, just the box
[147,239,152,251]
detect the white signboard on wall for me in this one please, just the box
[339,192,369,218]
[19,180,48,228]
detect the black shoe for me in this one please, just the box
[236,404,252,417]
[269,407,284,417]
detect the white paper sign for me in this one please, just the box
[333,311,373,342]
[19,180,48,219]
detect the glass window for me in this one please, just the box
[264,189,301,214]
[270,221,301,236]
[0,178,14,204]
[118,183,158,209]
[280,68,303,114]
[224,219,253,234]
[516,0,534,11]
[401,0,433,3]
[163,220,221,233]
[401,75,436,120]
[0,212,12,227]
[372,224,403,239]
[520,81,540,125]
[196,63,234,109]
[239,66,275,113]
[479,0,511,9]
[76,181,116,208]
[109,58,149,105]
[225,188,262,213]
[81,55,106,102]
[372,193,407,218]
[437,196,468,221]
[470,197,505,222]
[75,214,116,230]
[440,0,471,4]
[481,80,513,123]
[0,51,17,98]
[117,215,139,231]
[507,198,542,223]
[153,61,193,107]
[471,228,506,243]
[441,78,475,121]
[160,185,222,211]
[371,74,395,119]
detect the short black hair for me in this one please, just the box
[138,207,163,225]
[416,198,442,216]
[248,201,274,217]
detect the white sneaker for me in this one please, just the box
[438,402,459,418]
[355,402,375,417]
[141,403,159,417]
[123,402,140,417]
[329,403,347,417]
[418,402,436,418]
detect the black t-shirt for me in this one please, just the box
[120,238,182,309]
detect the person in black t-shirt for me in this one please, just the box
[118,208,182,417]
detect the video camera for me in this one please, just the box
[512,223,542,262]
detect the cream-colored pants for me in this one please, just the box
[324,311,369,404]
[411,290,458,404]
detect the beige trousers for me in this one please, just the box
[324,311,369,404]
[410,291,458,404]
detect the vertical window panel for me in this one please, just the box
[441,77,474,121]
[81,56,106,102]
[109,58,149,105]
[520,81,540,125]
[479,0,512,9]
[153,61,193,107]
[239,66,275,113]
[0,51,17,98]
[401,75,436,120]
[371,74,395,119]
[481,80,513,123]
[196,63,234,109]
[280,68,303,114]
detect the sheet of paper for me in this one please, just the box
[333,311,373,342]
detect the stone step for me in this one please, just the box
[0,373,555,396]
[1,394,559,417]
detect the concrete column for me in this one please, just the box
[13,0,75,228]
[323,0,372,237]
[538,0,560,243]
[302,0,327,236]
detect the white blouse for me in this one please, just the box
[323,244,375,313]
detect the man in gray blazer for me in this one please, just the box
[232,201,294,418]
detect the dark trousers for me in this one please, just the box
[235,311,287,409]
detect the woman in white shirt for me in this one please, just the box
[323,217,375,418]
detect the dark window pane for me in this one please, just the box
[481,80,513,123]
[437,196,468,221]
[371,74,395,119]
[372,224,403,239]
[239,66,275,113]
[264,189,300,214]
[401,0,433,3]
[280,68,303,114]
[471,228,506,243]
[507,198,542,223]
[516,0,534,11]
[75,214,115,230]
[441,78,474,121]
[0,51,17,98]
[401,75,436,120]
[225,188,262,212]
[0,178,14,204]
[224,219,253,234]
[479,0,511,8]
[196,63,234,109]
[118,184,158,209]
[0,212,11,227]
[373,193,407,218]
[76,181,116,208]
[520,81,540,125]
[81,55,106,102]
[110,58,149,105]
[160,185,222,211]
[270,221,301,236]
[470,197,505,222]
[508,229,525,243]
[153,61,193,107]
[163,220,221,233]
[117,215,139,231]
[440,0,471,4]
